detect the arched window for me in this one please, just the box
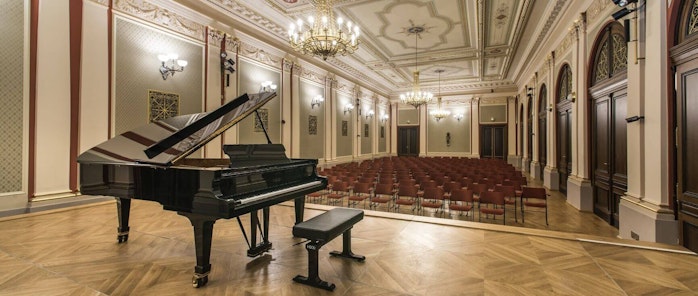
[591,22,627,86]
[679,0,698,41]
[557,64,573,103]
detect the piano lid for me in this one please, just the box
[77,92,277,166]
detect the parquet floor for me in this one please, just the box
[0,197,696,295]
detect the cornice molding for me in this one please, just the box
[86,0,109,6]
[113,0,206,42]
[239,42,282,68]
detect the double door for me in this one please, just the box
[591,84,627,228]
[557,103,572,194]
[481,125,506,159]
[398,126,419,156]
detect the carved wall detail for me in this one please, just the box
[239,42,281,68]
[114,0,206,42]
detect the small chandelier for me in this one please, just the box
[430,69,450,121]
[288,0,360,61]
[400,25,432,108]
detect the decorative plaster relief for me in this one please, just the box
[114,0,206,42]
[239,42,281,68]
[86,0,109,6]
[480,97,508,105]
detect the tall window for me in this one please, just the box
[591,22,628,86]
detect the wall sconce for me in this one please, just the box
[343,103,354,114]
[310,95,324,109]
[158,53,187,80]
[220,52,235,73]
[259,81,277,93]
[454,113,464,121]
[570,92,576,103]
[490,117,495,122]
[365,109,375,119]
[380,114,389,123]
[548,104,553,112]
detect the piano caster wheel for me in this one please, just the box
[192,275,208,288]
[117,234,129,243]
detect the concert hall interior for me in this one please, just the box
[1,0,698,294]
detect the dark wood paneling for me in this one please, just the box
[557,107,571,194]
[481,125,506,160]
[677,59,698,251]
[398,126,419,156]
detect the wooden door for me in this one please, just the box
[481,125,507,159]
[398,126,419,156]
[557,106,571,193]
[676,57,698,252]
[591,88,627,228]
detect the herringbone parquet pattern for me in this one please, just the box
[0,200,695,295]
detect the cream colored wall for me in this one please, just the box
[335,92,353,157]
[237,59,281,144]
[34,0,71,199]
[298,79,324,159]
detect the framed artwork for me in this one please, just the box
[254,108,269,132]
[148,90,179,122]
[308,115,317,135]
[341,120,348,136]
[380,126,385,138]
[364,124,369,137]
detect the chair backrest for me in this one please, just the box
[443,181,461,193]
[521,187,547,200]
[374,183,394,195]
[450,189,474,203]
[397,184,418,197]
[353,182,372,195]
[479,191,505,206]
[423,187,444,200]
[473,183,489,195]
[332,181,349,191]
[494,185,516,198]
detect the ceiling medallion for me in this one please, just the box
[287,0,360,61]
[400,22,433,108]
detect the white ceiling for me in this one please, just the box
[175,0,561,100]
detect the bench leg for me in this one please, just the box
[329,228,365,262]
[293,241,335,291]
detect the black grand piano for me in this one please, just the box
[77,91,326,288]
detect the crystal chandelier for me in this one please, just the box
[288,0,360,61]
[400,25,433,108]
[430,69,450,121]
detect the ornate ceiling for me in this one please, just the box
[175,0,556,101]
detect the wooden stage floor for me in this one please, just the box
[0,198,696,295]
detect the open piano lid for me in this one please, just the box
[77,92,277,166]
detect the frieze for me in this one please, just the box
[114,0,206,42]
[239,42,281,68]
[300,68,325,85]
[480,97,508,105]
[206,0,288,39]
[587,0,612,26]
[86,0,109,6]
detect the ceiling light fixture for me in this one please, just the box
[400,24,433,108]
[288,0,360,61]
[430,69,450,121]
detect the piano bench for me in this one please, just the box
[292,208,365,291]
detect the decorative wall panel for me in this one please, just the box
[0,0,24,193]
[114,18,203,135]
[299,80,324,159]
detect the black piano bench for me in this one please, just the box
[292,208,365,291]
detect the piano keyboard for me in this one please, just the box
[236,180,323,205]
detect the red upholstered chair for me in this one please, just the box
[448,189,474,219]
[421,187,445,217]
[371,183,394,211]
[520,187,549,225]
[495,185,518,222]
[326,181,350,206]
[394,183,419,213]
[348,182,373,209]
[306,181,329,204]
[478,191,506,224]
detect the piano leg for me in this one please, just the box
[178,212,216,288]
[294,197,305,224]
[247,208,272,257]
[116,198,131,243]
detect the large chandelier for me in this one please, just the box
[400,25,433,108]
[288,0,360,61]
[430,69,450,121]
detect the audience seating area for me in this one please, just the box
[307,156,549,226]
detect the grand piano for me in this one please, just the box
[77,91,327,288]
